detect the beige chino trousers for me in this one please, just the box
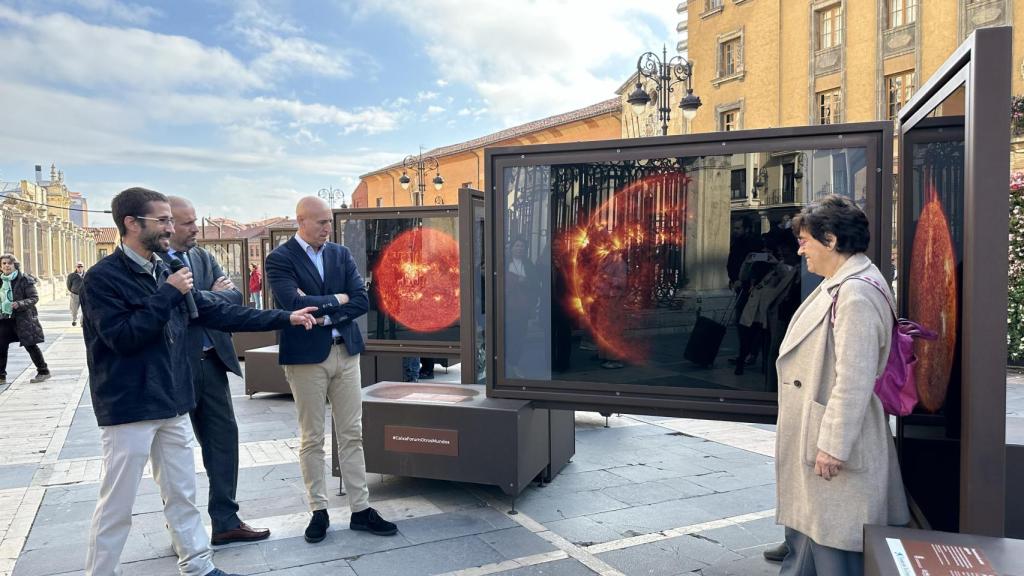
[284,344,370,513]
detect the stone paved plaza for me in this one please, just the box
[0,298,1021,576]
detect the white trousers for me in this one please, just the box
[284,345,369,512]
[85,415,215,576]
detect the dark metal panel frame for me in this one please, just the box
[484,122,893,422]
[458,188,486,384]
[265,225,298,309]
[897,26,1011,537]
[332,206,462,356]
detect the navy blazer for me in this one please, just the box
[265,237,368,364]
[161,248,244,377]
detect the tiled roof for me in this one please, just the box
[88,227,119,244]
[361,98,621,178]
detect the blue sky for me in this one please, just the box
[0,0,677,227]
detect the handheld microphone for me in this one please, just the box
[168,257,199,319]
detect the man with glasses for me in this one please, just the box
[66,261,85,326]
[80,187,317,576]
[265,196,397,544]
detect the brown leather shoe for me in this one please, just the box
[211,522,271,545]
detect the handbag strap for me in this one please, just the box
[829,275,897,325]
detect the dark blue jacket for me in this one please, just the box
[82,248,291,426]
[265,238,367,364]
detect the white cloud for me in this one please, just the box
[359,0,674,125]
[0,6,263,92]
[235,26,353,80]
[417,90,440,101]
[63,0,162,24]
[435,79,449,87]
[426,105,445,115]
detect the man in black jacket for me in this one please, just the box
[81,187,316,576]
[66,261,84,326]
[166,195,270,546]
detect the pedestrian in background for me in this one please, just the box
[0,254,50,384]
[67,261,85,326]
[774,195,908,575]
[248,263,262,309]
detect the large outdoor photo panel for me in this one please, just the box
[487,124,891,421]
[198,238,249,303]
[896,26,1011,537]
[334,207,461,347]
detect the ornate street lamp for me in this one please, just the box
[318,187,347,209]
[627,45,702,136]
[399,147,444,206]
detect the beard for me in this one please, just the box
[140,226,170,254]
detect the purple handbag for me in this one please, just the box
[830,276,937,416]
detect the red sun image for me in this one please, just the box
[373,227,460,332]
[555,172,690,364]
[908,172,958,412]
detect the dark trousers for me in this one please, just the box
[780,527,864,576]
[0,318,47,376]
[189,352,241,534]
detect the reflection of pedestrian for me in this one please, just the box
[595,249,627,369]
[0,254,50,384]
[248,263,262,309]
[402,357,420,382]
[67,261,85,325]
[505,238,536,377]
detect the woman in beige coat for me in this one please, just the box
[775,196,909,575]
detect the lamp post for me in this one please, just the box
[318,187,347,209]
[627,45,702,136]
[399,147,444,206]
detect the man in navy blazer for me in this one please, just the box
[265,196,396,544]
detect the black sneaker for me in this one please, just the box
[350,507,397,536]
[30,372,51,383]
[304,509,329,543]
[762,541,789,562]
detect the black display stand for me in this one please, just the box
[864,524,1024,575]
[333,382,574,496]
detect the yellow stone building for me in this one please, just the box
[354,99,622,208]
[622,1,1020,143]
[0,164,98,302]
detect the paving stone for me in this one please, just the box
[511,489,630,523]
[687,553,781,575]
[347,534,505,576]
[600,479,709,507]
[395,508,515,545]
[584,498,722,538]
[685,485,778,519]
[695,516,785,556]
[259,530,412,571]
[209,541,271,574]
[540,469,634,495]
[492,557,597,575]
[262,559,355,575]
[544,515,624,547]
[477,526,557,560]
[0,465,37,490]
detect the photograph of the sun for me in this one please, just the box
[373,227,461,332]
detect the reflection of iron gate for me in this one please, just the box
[505,160,691,309]
[264,227,296,309]
[197,239,250,304]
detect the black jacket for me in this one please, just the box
[66,271,84,295]
[0,273,45,346]
[81,247,291,426]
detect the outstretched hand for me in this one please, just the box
[289,306,318,330]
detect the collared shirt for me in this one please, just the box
[122,244,158,279]
[293,234,341,338]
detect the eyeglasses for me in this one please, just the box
[76,265,83,268]
[133,215,175,226]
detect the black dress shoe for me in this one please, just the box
[305,509,330,543]
[350,507,397,536]
[211,522,271,545]
[763,541,789,562]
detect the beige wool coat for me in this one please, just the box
[775,253,910,552]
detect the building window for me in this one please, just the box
[817,88,842,124]
[816,4,843,50]
[730,169,747,200]
[375,197,383,208]
[782,163,796,203]
[888,0,917,28]
[720,110,738,131]
[719,37,741,76]
[706,0,723,10]
[886,70,915,120]
[99,248,109,258]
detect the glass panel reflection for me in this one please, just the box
[503,148,867,392]
[473,201,487,383]
[198,240,248,301]
[337,215,460,342]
